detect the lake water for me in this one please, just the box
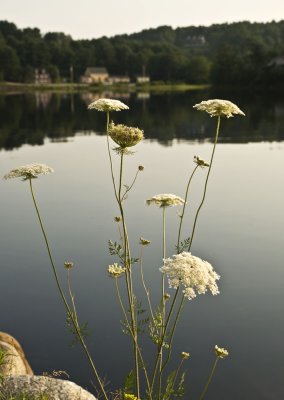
[0,90,283,400]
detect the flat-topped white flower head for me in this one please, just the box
[215,345,229,359]
[4,163,54,181]
[193,99,245,118]
[160,251,220,300]
[146,194,185,208]
[88,98,129,112]
[108,263,126,278]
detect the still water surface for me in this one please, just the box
[0,91,284,399]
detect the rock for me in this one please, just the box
[1,375,97,400]
[0,342,28,376]
[0,332,33,376]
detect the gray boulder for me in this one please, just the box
[1,375,97,400]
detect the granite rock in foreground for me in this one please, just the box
[1,375,97,400]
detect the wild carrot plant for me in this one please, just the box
[4,98,245,400]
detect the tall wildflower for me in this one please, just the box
[146,194,185,208]
[160,252,220,300]
[193,99,245,118]
[88,98,129,112]
[4,163,54,181]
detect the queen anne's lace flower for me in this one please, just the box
[160,252,220,300]
[108,263,126,278]
[181,351,190,359]
[64,261,74,270]
[108,122,144,148]
[88,98,129,112]
[4,163,54,181]
[123,395,140,400]
[215,345,229,359]
[146,194,185,208]
[193,99,245,118]
[194,156,210,168]
[139,237,151,246]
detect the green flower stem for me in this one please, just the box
[122,169,140,201]
[140,246,154,321]
[118,152,140,399]
[115,278,152,400]
[171,358,185,395]
[188,115,221,251]
[150,287,180,395]
[67,269,79,328]
[177,165,199,252]
[199,357,219,400]
[28,179,108,400]
[106,111,119,203]
[158,207,166,400]
[161,295,185,375]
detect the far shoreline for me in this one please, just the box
[0,81,210,94]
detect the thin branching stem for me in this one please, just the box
[67,269,79,327]
[28,179,108,400]
[115,278,152,399]
[188,116,221,251]
[106,111,119,203]
[140,246,154,321]
[118,152,140,399]
[161,295,185,375]
[158,207,166,400]
[122,169,140,201]
[171,358,185,395]
[150,287,180,395]
[177,165,199,252]
[199,357,219,400]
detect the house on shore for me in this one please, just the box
[34,69,51,84]
[80,67,109,83]
[107,76,130,84]
[136,76,150,84]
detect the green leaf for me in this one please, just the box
[123,370,135,394]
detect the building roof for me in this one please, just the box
[85,67,108,75]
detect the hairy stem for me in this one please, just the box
[199,357,219,400]
[150,287,180,395]
[188,116,221,251]
[118,152,140,399]
[140,246,154,321]
[29,179,108,400]
[106,111,119,203]
[177,165,199,252]
[115,278,152,399]
[161,295,185,375]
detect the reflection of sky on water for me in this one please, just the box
[0,96,284,399]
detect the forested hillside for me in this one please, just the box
[0,20,284,86]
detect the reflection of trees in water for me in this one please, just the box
[0,91,283,150]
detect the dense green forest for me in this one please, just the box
[0,20,284,86]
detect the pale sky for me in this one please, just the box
[1,0,284,39]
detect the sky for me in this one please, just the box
[1,0,284,39]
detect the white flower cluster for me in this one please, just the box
[193,99,245,118]
[108,263,126,278]
[160,252,220,300]
[146,194,185,208]
[88,98,129,112]
[215,345,229,359]
[4,163,54,181]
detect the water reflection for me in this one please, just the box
[0,90,283,150]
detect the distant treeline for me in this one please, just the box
[0,20,284,86]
